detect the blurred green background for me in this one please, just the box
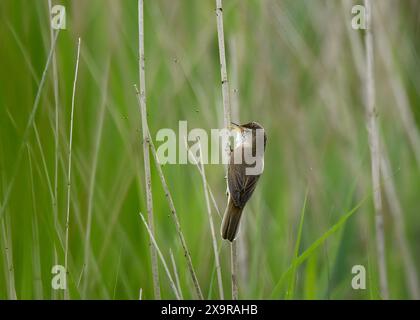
[0,0,420,299]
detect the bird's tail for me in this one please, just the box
[221,197,244,242]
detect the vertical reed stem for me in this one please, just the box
[139,213,181,300]
[64,37,81,300]
[169,249,184,299]
[364,0,389,299]
[199,143,224,299]
[48,0,60,299]
[138,0,161,299]
[47,0,60,237]
[215,0,238,300]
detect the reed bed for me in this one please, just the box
[0,0,419,300]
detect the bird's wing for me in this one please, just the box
[228,160,260,209]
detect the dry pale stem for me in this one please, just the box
[138,0,161,299]
[364,0,389,299]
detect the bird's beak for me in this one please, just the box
[229,122,242,132]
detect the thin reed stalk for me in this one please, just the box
[215,0,231,129]
[231,239,239,299]
[198,143,224,299]
[137,0,161,299]
[185,139,222,219]
[215,0,238,300]
[1,210,16,299]
[345,0,416,299]
[363,0,389,299]
[139,213,181,300]
[47,0,60,235]
[64,37,81,300]
[133,90,204,298]
[229,35,249,290]
[169,249,184,299]
[27,146,44,298]
[47,3,60,296]
[146,128,203,299]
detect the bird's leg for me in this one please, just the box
[225,174,229,197]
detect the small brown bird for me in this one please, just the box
[221,121,267,242]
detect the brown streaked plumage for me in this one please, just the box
[221,121,267,242]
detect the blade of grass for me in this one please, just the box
[27,145,44,299]
[303,253,317,299]
[81,59,110,297]
[0,30,60,220]
[112,248,122,299]
[285,189,308,299]
[271,196,368,298]
[0,207,17,299]
[64,37,81,300]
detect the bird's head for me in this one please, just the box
[229,121,267,149]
